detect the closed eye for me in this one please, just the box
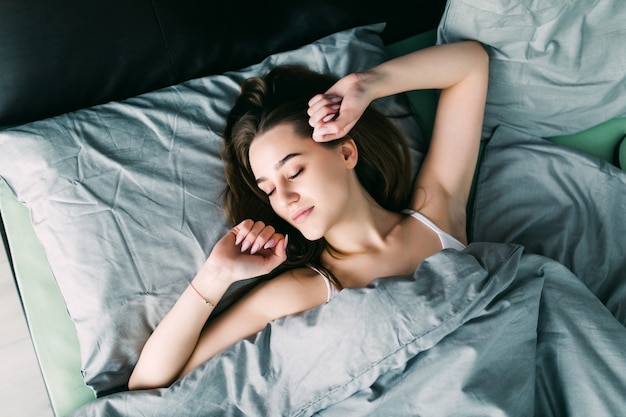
[262,167,303,198]
[288,168,303,180]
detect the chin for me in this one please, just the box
[298,226,325,242]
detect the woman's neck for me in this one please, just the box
[323,192,402,257]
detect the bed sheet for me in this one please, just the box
[68,242,626,417]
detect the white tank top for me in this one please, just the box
[310,210,466,303]
[402,209,466,251]
[307,265,340,303]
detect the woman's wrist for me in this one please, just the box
[190,261,233,307]
[356,68,387,102]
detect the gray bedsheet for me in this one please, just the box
[68,242,626,416]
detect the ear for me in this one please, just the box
[339,138,358,169]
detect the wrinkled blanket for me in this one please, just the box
[69,242,626,416]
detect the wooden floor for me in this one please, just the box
[0,236,53,417]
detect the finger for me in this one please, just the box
[232,219,255,245]
[262,232,285,250]
[322,112,339,123]
[249,225,276,255]
[255,234,287,274]
[307,93,325,110]
[307,97,342,128]
[308,99,341,125]
[270,234,288,262]
[307,94,340,113]
[239,221,266,252]
[312,121,345,142]
[314,107,359,142]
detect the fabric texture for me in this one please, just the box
[0,23,424,395]
[471,126,626,325]
[435,0,626,325]
[2,0,626,412]
[68,243,626,416]
[437,0,626,139]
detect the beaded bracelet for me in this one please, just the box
[189,282,214,307]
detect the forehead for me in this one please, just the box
[249,123,314,168]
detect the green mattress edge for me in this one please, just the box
[0,180,96,416]
[548,117,626,169]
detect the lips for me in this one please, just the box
[292,206,314,224]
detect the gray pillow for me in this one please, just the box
[437,0,626,139]
[0,23,424,395]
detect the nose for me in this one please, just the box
[274,182,299,209]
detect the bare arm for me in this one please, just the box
[409,42,488,236]
[128,220,327,390]
[179,268,328,377]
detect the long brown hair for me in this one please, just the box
[221,65,412,283]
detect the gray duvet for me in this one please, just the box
[69,241,626,416]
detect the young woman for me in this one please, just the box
[128,40,488,390]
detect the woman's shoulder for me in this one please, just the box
[271,266,328,287]
[250,267,329,318]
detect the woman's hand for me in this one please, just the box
[206,219,288,282]
[129,219,287,391]
[307,71,377,142]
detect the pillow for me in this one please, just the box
[437,0,626,139]
[0,23,424,395]
[470,125,626,325]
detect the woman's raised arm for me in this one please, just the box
[308,41,489,241]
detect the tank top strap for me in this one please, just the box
[307,265,340,303]
[402,209,465,251]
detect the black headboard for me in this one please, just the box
[0,0,446,127]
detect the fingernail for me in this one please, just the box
[330,96,342,103]
[250,243,260,255]
[263,239,275,249]
[322,114,336,123]
[241,240,251,252]
[284,234,289,250]
[315,127,329,136]
[235,233,244,245]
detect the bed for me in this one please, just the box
[1,0,625,416]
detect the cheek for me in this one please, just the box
[316,163,352,195]
[268,199,285,219]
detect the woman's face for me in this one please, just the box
[248,123,358,240]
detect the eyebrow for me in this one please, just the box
[255,153,301,184]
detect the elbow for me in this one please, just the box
[464,41,490,90]
[128,368,174,391]
[463,40,489,72]
[472,41,490,72]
